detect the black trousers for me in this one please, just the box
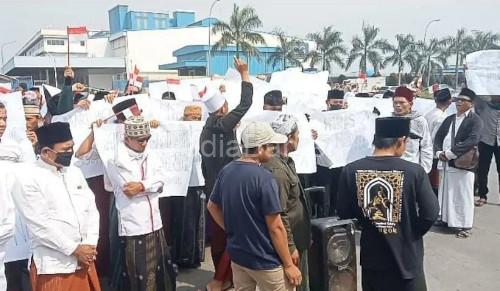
[5,259,31,291]
[477,141,500,200]
[169,187,206,268]
[362,269,427,291]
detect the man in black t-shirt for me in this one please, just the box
[337,117,439,291]
[208,121,302,291]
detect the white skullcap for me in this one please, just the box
[202,86,226,113]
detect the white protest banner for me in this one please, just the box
[150,99,206,122]
[347,96,436,117]
[0,92,25,130]
[52,100,114,177]
[465,50,500,95]
[287,111,317,174]
[188,121,205,187]
[94,122,195,197]
[51,94,152,177]
[310,109,376,168]
[238,110,316,174]
[270,69,331,113]
[150,122,194,196]
[0,92,36,162]
[149,80,194,101]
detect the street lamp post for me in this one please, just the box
[207,0,221,77]
[1,41,16,74]
[423,19,440,87]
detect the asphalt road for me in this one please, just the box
[177,163,500,291]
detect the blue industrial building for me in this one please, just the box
[108,5,287,77]
[108,5,196,34]
[160,45,284,76]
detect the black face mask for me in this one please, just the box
[328,104,343,111]
[47,149,73,167]
[56,151,73,167]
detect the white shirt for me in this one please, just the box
[106,144,165,237]
[0,166,15,291]
[12,160,100,275]
[0,145,31,263]
[425,107,448,142]
[2,165,31,263]
[400,113,434,173]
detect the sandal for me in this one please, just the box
[475,198,487,207]
[456,229,471,239]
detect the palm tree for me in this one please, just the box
[414,39,448,86]
[465,31,500,54]
[212,4,266,59]
[267,28,304,70]
[442,28,468,88]
[345,25,389,75]
[304,26,347,73]
[383,34,415,85]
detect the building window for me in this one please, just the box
[80,41,85,46]
[47,39,65,46]
[155,15,168,29]
[111,37,125,49]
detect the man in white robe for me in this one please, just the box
[0,149,16,291]
[1,144,31,291]
[434,88,484,238]
[106,115,176,291]
[424,88,453,195]
[13,122,101,291]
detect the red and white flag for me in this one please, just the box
[128,66,143,88]
[132,76,144,89]
[126,66,144,94]
[67,26,88,42]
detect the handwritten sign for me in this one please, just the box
[94,122,195,197]
[465,50,500,95]
[310,109,376,168]
[238,110,317,174]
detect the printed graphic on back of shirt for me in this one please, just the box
[355,170,404,234]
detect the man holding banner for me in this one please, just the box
[200,58,253,291]
[312,89,347,216]
[106,115,176,291]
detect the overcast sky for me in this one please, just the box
[1,0,499,70]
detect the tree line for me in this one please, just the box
[212,4,500,88]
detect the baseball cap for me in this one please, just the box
[241,121,287,148]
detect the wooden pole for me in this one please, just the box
[67,26,70,66]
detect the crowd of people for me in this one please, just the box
[0,56,498,291]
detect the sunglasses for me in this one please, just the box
[453,97,472,103]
